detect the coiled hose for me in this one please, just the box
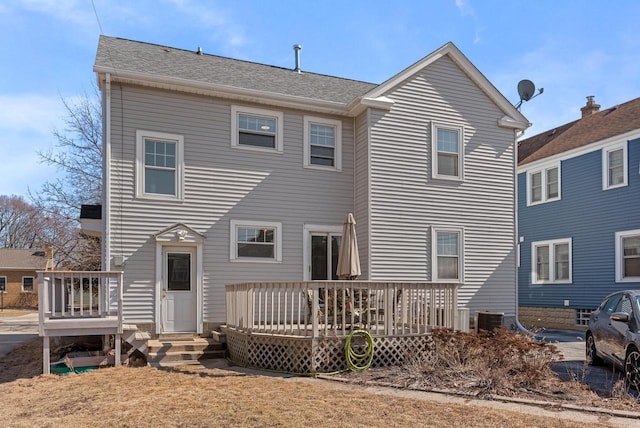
[345,329,374,371]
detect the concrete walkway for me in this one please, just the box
[0,312,38,356]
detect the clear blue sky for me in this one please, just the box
[2,0,639,197]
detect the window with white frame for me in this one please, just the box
[22,276,34,293]
[615,229,640,282]
[303,116,342,171]
[602,142,627,190]
[527,163,560,205]
[531,238,572,284]
[136,130,183,199]
[0,276,6,293]
[230,220,282,262]
[432,123,463,180]
[432,227,463,281]
[231,105,283,153]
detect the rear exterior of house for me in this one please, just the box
[94,36,528,336]
[0,248,50,307]
[518,96,640,330]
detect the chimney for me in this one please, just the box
[293,44,302,73]
[580,95,600,118]
[44,244,54,271]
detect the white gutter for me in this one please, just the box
[103,73,111,271]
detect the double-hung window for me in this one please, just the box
[231,106,283,153]
[602,142,627,190]
[527,163,560,205]
[230,220,282,263]
[432,227,463,281]
[136,130,183,199]
[531,238,572,284]
[615,229,640,282]
[303,116,342,171]
[22,276,34,293]
[432,123,463,180]
[0,276,6,293]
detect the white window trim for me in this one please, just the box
[526,161,561,206]
[0,276,6,293]
[602,141,627,190]
[230,220,283,263]
[303,116,342,172]
[22,276,35,293]
[531,238,572,284]
[615,229,640,282]
[431,122,464,181]
[231,105,284,153]
[431,226,464,283]
[302,224,343,280]
[135,130,184,200]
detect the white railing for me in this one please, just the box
[226,281,459,338]
[38,270,123,322]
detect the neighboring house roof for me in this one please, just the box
[94,36,528,128]
[80,204,101,220]
[0,249,48,270]
[518,96,640,165]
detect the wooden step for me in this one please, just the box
[147,337,226,365]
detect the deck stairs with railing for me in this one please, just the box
[147,333,226,367]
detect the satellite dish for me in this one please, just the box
[517,79,536,102]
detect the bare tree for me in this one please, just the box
[30,85,103,269]
[0,195,42,248]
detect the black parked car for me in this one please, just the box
[586,290,640,389]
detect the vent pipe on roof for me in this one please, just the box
[293,44,302,73]
[196,47,203,55]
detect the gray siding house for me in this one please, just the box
[93,36,528,335]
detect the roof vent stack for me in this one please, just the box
[581,95,600,118]
[196,47,203,55]
[293,44,302,73]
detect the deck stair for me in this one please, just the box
[123,324,151,358]
[147,335,226,366]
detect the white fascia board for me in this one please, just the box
[498,115,530,130]
[93,67,353,116]
[517,128,640,174]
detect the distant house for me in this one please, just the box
[82,35,529,336]
[0,248,51,307]
[518,96,640,330]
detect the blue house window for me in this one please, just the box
[531,238,572,284]
[616,229,640,281]
[602,142,627,190]
[527,163,560,206]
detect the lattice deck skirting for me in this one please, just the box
[222,327,434,374]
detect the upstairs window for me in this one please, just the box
[603,142,627,190]
[432,123,463,180]
[231,106,283,153]
[527,163,560,205]
[136,130,183,200]
[616,229,640,282]
[303,116,342,171]
[531,238,572,284]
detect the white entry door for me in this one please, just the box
[162,246,196,333]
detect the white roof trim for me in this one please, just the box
[154,223,205,243]
[518,128,640,173]
[498,115,529,130]
[361,42,530,130]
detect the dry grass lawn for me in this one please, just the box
[0,337,606,428]
[0,309,36,317]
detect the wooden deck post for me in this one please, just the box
[42,336,50,375]
[115,334,121,366]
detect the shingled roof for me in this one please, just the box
[0,249,48,270]
[518,96,640,165]
[94,36,376,107]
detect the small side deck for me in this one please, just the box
[38,270,124,374]
[224,281,465,373]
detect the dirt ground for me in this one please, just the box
[0,338,636,427]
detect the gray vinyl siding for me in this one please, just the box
[108,84,355,324]
[367,56,517,315]
[354,111,370,279]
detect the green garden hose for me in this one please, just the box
[345,329,374,371]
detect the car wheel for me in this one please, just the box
[625,348,640,391]
[585,333,602,365]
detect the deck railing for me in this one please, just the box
[226,281,459,338]
[38,270,123,324]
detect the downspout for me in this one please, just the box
[513,128,530,334]
[103,73,111,271]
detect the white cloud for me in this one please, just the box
[455,0,475,17]
[12,0,95,28]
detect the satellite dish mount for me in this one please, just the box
[515,79,544,110]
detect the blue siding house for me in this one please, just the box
[518,96,640,330]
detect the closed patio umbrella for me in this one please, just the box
[337,213,361,280]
